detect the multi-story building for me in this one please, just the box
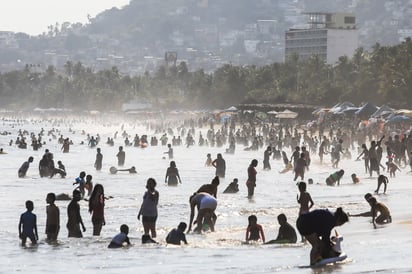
[285,12,358,64]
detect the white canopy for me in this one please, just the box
[276,109,298,119]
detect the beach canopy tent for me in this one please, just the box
[371,104,394,118]
[312,108,330,116]
[276,109,298,119]
[267,110,278,115]
[394,109,412,118]
[355,102,378,117]
[224,106,238,112]
[242,110,254,114]
[329,102,355,114]
[386,115,412,124]
[339,107,360,115]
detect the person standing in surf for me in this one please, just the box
[88,184,105,236]
[45,193,60,242]
[18,200,38,246]
[67,189,86,238]
[246,159,258,198]
[138,178,159,239]
[95,147,103,171]
[116,146,125,167]
[263,146,272,170]
[165,161,182,186]
[212,153,226,178]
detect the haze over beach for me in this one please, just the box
[0,0,129,35]
[1,0,412,272]
[1,111,412,273]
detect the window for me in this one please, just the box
[344,16,355,24]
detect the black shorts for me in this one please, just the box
[296,215,311,236]
[21,232,36,243]
[142,216,157,223]
[46,224,58,234]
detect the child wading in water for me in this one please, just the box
[375,175,389,194]
[18,200,39,246]
[245,215,265,243]
[297,182,314,216]
[108,224,131,248]
[166,222,188,245]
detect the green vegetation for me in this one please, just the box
[1,38,412,110]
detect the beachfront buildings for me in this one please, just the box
[284,12,359,64]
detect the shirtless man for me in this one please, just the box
[45,193,60,241]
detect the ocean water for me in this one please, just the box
[1,114,411,273]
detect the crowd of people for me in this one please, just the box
[6,111,409,265]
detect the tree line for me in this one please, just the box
[1,38,411,111]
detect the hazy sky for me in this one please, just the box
[0,0,130,35]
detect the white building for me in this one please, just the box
[285,12,359,64]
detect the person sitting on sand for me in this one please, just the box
[265,214,297,244]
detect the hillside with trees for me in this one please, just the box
[1,38,411,111]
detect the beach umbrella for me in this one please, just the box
[355,102,378,117]
[243,110,254,114]
[394,109,412,118]
[330,102,355,114]
[341,107,360,115]
[371,104,394,118]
